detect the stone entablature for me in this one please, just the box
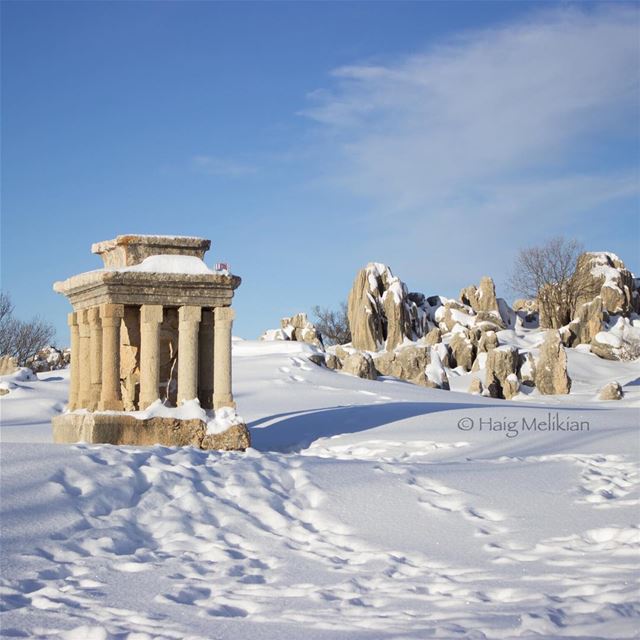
[54,235,242,418]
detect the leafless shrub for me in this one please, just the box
[508,237,587,329]
[0,292,56,366]
[312,302,352,346]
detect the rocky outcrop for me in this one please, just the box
[476,330,499,354]
[280,313,324,348]
[347,263,428,352]
[460,276,500,314]
[535,330,571,395]
[485,346,520,399]
[423,327,442,346]
[575,252,638,316]
[26,346,70,373]
[261,313,324,349]
[598,381,623,401]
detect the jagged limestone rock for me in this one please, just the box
[468,378,483,395]
[485,346,519,399]
[534,330,571,395]
[598,381,624,401]
[324,353,342,370]
[373,344,430,386]
[477,330,499,354]
[460,276,499,313]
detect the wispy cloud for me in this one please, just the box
[191,155,257,177]
[303,5,640,236]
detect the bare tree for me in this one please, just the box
[312,302,352,346]
[0,292,56,365]
[508,237,587,329]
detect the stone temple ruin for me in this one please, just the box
[51,235,250,450]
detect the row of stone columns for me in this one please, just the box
[67,304,235,412]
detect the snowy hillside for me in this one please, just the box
[1,340,639,639]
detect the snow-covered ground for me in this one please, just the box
[1,340,639,639]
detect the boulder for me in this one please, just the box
[341,351,377,380]
[468,378,483,395]
[449,330,476,371]
[563,296,605,347]
[324,353,342,370]
[477,330,499,354]
[534,330,571,395]
[485,346,520,399]
[598,381,624,401]
[373,344,432,386]
[26,346,69,373]
[590,332,620,361]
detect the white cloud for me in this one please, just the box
[192,155,257,177]
[303,5,640,222]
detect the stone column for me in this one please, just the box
[213,306,235,410]
[67,312,80,410]
[177,306,201,405]
[88,307,102,410]
[98,303,124,411]
[77,310,92,409]
[198,309,215,409]
[139,304,163,410]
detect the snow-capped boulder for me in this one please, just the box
[598,381,624,401]
[575,252,638,316]
[590,316,640,361]
[261,313,324,349]
[477,330,499,354]
[485,346,520,399]
[534,330,571,395]
[25,346,70,373]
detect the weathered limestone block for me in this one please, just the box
[449,330,476,371]
[598,381,624,401]
[485,346,519,399]
[534,330,571,395]
[590,333,620,361]
[477,330,499,354]
[468,378,483,395]
[373,344,430,386]
[325,353,342,370]
[52,413,250,450]
[341,351,377,380]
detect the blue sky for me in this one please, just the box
[2,1,639,343]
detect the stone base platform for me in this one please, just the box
[52,413,251,451]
